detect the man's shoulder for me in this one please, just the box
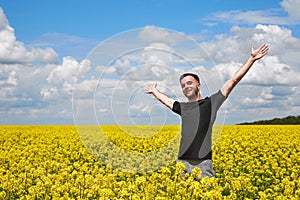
[210,90,227,109]
[210,90,226,99]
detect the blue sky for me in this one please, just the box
[3,0,299,60]
[2,1,285,39]
[1,0,300,124]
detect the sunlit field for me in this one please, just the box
[1,125,299,199]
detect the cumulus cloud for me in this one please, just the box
[198,24,300,71]
[41,57,91,100]
[0,58,93,124]
[0,8,94,124]
[215,56,299,86]
[202,24,300,86]
[0,8,58,63]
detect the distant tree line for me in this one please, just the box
[238,115,300,125]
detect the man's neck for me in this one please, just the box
[188,94,202,102]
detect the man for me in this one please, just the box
[145,44,269,179]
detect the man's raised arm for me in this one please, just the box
[221,44,269,97]
[145,82,175,110]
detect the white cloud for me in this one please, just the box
[200,24,300,67]
[41,57,92,101]
[195,24,300,123]
[0,8,95,124]
[215,56,300,86]
[96,65,116,74]
[28,32,99,60]
[6,71,17,86]
[253,24,300,49]
[281,0,300,19]
[253,24,300,66]
[0,59,92,123]
[98,108,108,113]
[241,87,273,107]
[206,9,289,25]
[205,0,300,25]
[144,42,174,52]
[0,8,58,63]
[242,97,271,107]
[139,26,186,44]
[129,103,150,114]
[47,56,90,85]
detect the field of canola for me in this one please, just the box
[0,125,299,199]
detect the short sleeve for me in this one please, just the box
[211,90,227,111]
[172,101,181,115]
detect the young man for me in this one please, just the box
[145,44,269,179]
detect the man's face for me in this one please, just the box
[180,75,200,98]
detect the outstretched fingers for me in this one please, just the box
[145,82,157,94]
[260,44,269,55]
[251,44,269,59]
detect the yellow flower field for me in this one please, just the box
[0,125,299,199]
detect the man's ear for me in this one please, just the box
[197,83,201,90]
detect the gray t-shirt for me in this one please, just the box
[172,90,226,160]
